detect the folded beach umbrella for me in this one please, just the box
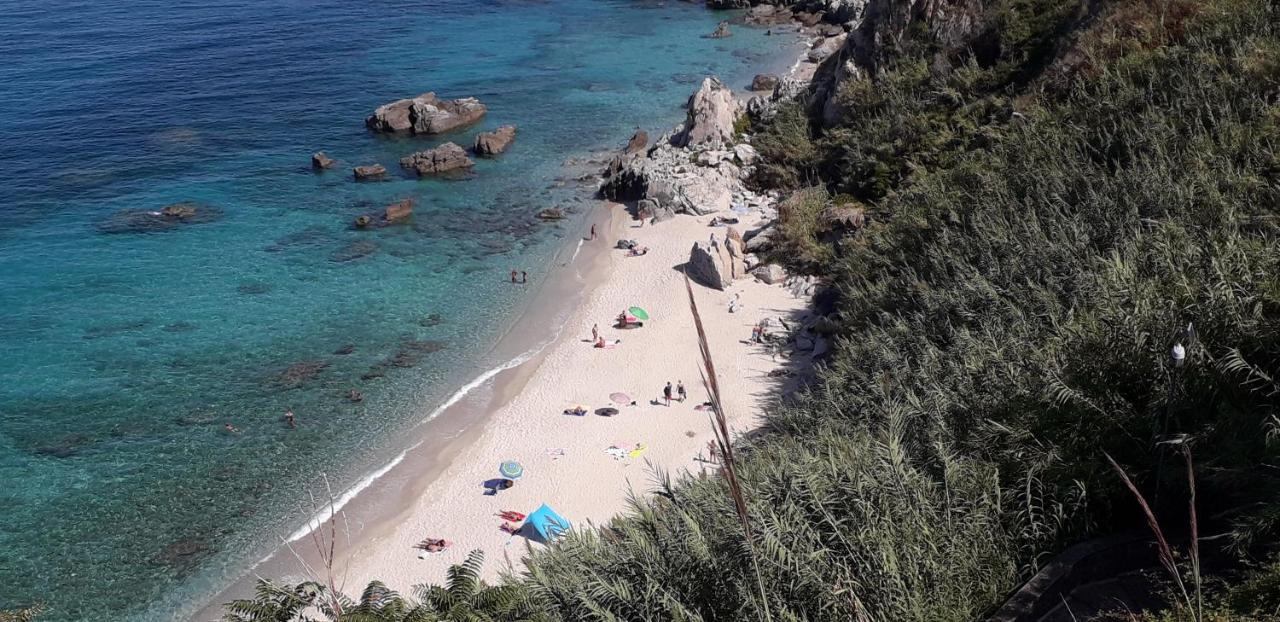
[499,460,524,480]
[609,392,631,405]
[525,503,571,543]
[628,306,650,321]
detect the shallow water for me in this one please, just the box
[0,1,795,619]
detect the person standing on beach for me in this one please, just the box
[284,409,295,429]
[590,224,596,240]
[591,323,599,342]
[677,381,686,402]
[663,382,673,406]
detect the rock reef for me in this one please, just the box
[365,93,487,135]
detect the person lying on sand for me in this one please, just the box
[626,246,649,257]
[564,405,587,416]
[595,336,621,348]
[415,538,450,553]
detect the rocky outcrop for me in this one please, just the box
[745,4,794,26]
[744,222,777,253]
[536,207,566,220]
[365,93,487,135]
[353,164,387,181]
[399,143,474,176]
[354,199,414,228]
[750,73,780,92]
[734,144,759,165]
[330,239,377,262]
[473,125,517,156]
[808,33,847,63]
[709,21,732,38]
[311,152,335,170]
[673,77,740,150]
[792,0,869,24]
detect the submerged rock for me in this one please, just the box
[536,207,566,220]
[274,360,329,388]
[333,344,356,355]
[329,239,377,262]
[472,125,517,156]
[399,143,474,176]
[365,92,487,135]
[354,199,414,229]
[151,537,211,572]
[98,202,221,234]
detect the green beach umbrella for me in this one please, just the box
[628,306,650,321]
[499,460,524,480]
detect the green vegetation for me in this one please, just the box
[229,0,1280,619]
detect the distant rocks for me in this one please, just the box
[400,142,474,176]
[354,199,414,228]
[353,164,387,181]
[673,76,740,150]
[536,207,567,220]
[750,73,780,92]
[311,151,335,170]
[98,202,221,234]
[365,92,487,135]
[709,20,732,38]
[473,125,517,156]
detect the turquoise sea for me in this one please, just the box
[0,1,794,619]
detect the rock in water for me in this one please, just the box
[354,199,414,228]
[399,143,474,176]
[625,130,649,155]
[750,73,780,92]
[311,151,335,170]
[353,164,387,181]
[687,241,731,290]
[536,207,566,220]
[365,92,487,135]
[709,21,732,38]
[473,125,517,156]
[674,77,741,150]
[98,202,221,234]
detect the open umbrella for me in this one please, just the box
[499,460,524,480]
[609,392,631,405]
[628,307,650,321]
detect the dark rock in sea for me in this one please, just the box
[473,125,517,156]
[151,537,210,572]
[274,360,329,389]
[334,344,356,355]
[360,371,384,381]
[354,199,414,229]
[330,239,378,262]
[418,313,444,327]
[34,434,90,459]
[750,73,780,92]
[536,207,566,220]
[353,164,387,181]
[671,73,700,85]
[400,143,474,176]
[709,20,732,38]
[388,340,446,368]
[311,151,335,170]
[265,226,334,253]
[365,92,487,135]
[625,130,649,155]
[237,281,271,295]
[98,202,221,234]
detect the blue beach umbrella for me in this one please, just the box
[499,460,524,480]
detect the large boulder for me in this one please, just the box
[687,241,731,290]
[353,164,387,181]
[473,125,517,156]
[808,33,848,63]
[750,73,780,92]
[734,143,759,165]
[365,93,487,135]
[673,77,741,150]
[311,151,335,170]
[752,263,787,284]
[354,199,414,228]
[744,223,777,253]
[399,143,474,176]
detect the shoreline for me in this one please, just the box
[194,12,829,619]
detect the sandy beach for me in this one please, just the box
[323,200,810,590]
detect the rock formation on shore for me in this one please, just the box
[365,93,487,135]
[473,125,517,156]
[625,130,649,155]
[750,73,780,92]
[399,143,474,176]
[674,77,740,150]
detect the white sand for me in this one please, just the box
[336,203,809,590]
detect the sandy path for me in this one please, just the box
[337,203,808,590]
